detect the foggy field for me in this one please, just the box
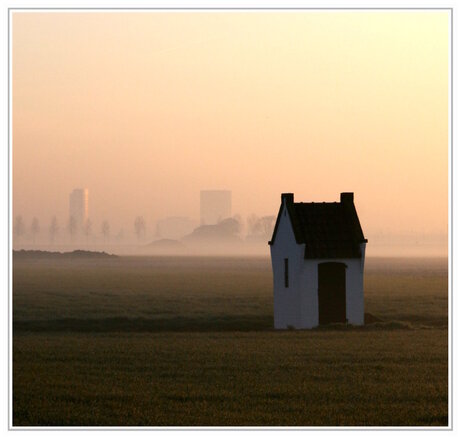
[13,256,448,329]
[13,256,448,426]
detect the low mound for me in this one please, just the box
[13,250,117,259]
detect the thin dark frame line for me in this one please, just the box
[7,6,11,431]
[450,6,454,431]
[7,7,454,10]
[9,426,451,431]
[7,6,454,431]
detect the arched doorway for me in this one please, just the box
[318,262,346,324]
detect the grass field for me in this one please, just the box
[12,255,448,427]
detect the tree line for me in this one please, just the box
[13,215,147,244]
[13,214,275,244]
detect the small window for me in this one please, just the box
[284,258,289,288]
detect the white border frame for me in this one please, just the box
[3,3,455,434]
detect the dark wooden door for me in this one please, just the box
[318,262,346,324]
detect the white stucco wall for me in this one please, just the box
[299,261,319,329]
[269,203,305,329]
[270,208,366,329]
[347,242,366,325]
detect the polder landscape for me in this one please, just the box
[12,252,448,427]
[12,10,449,429]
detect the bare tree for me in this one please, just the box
[49,216,59,244]
[101,220,110,242]
[259,216,276,237]
[246,215,276,238]
[115,228,124,242]
[232,214,243,235]
[134,216,146,241]
[247,214,260,236]
[83,219,92,242]
[67,216,77,242]
[31,217,40,243]
[14,216,26,242]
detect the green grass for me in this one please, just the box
[12,255,448,426]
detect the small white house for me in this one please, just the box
[268,192,367,329]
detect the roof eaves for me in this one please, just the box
[268,203,283,246]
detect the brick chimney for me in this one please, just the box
[340,192,354,204]
[281,193,294,205]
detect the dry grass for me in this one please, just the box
[12,255,448,426]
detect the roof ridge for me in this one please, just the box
[269,194,367,258]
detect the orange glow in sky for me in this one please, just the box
[12,11,449,242]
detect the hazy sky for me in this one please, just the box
[13,11,449,237]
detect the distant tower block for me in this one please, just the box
[69,188,89,228]
[200,190,232,225]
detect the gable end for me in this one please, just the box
[269,192,368,259]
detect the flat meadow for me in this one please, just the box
[12,255,448,426]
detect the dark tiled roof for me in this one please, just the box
[269,194,367,259]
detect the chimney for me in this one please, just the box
[340,192,354,204]
[281,193,294,205]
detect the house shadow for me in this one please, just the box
[13,312,431,333]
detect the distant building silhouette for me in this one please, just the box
[200,190,231,225]
[69,188,89,229]
[183,217,241,243]
[155,216,198,240]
